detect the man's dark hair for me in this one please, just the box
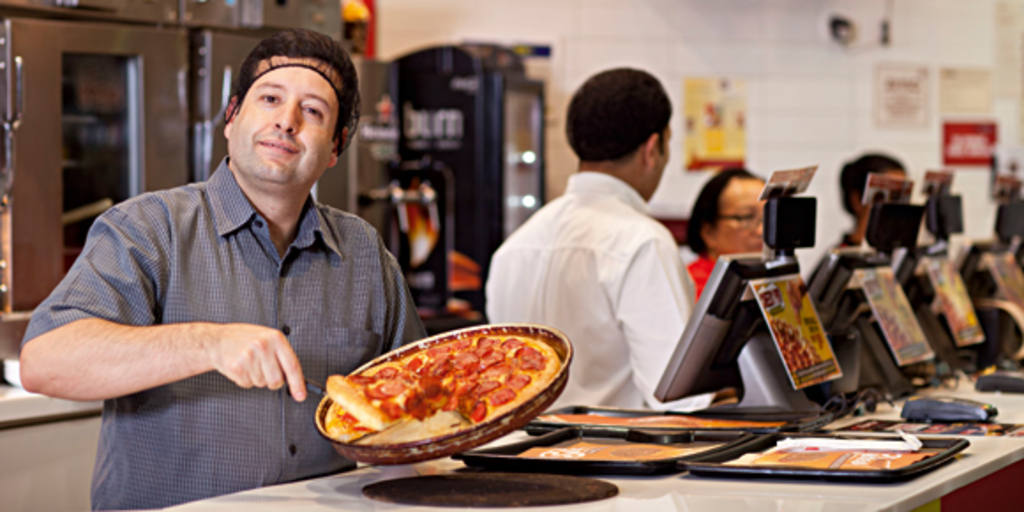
[566,68,671,162]
[226,28,360,154]
[687,167,762,256]
[839,153,905,215]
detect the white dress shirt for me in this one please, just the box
[486,171,695,409]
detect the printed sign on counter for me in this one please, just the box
[984,251,1024,308]
[922,257,984,347]
[749,275,842,389]
[854,267,935,365]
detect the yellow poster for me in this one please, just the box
[749,275,842,389]
[922,257,984,347]
[855,267,934,365]
[684,77,747,170]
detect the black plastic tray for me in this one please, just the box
[453,427,760,475]
[683,433,969,482]
[526,405,832,437]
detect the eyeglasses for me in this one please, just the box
[717,212,762,229]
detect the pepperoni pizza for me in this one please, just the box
[324,333,561,444]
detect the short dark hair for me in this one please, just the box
[226,28,360,154]
[839,153,905,215]
[566,68,671,162]
[687,167,762,255]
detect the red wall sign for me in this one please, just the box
[943,121,997,166]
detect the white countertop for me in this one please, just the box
[0,384,101,427]
[160,380,1024,512]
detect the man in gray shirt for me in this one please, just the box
[20,29,425,510]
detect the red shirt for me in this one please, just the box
[687,254,716,300]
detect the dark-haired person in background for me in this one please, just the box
[838,152,907,247]
[19,29,424,510]
[686,168,766,299]
[486,68,694,410]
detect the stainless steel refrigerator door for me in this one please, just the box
[0,17,188,311]
[190,29,260,181]
[181,0,239,28]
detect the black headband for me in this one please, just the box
[248,62,344,113]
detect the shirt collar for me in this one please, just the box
[206,158,341,257]
[566,171,649,214]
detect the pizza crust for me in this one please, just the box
[326,375,392,431]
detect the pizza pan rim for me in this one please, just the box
[314,322,574,464]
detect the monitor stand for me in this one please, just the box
[721,332,822,414]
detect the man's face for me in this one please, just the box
[225,59,340,197]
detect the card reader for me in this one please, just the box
[975,370,1024,393]
[900,396,997,423]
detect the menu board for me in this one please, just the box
[984,251,1024,308]
[725,447,941,470]
[854,267,935,365]
[518,441,716,461]
[922,257,985,347]
[749,275,842,388]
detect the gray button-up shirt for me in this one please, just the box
[23,159,425,510]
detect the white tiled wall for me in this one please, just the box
[378,0,1017,268]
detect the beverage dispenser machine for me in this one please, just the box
[392,44,545,314]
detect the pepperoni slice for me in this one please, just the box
[453,352,480,371]
[501,338,525,351]
[516,346,547,371]
[474,380,501,397]
[427,344,454,358]
[347,375,375,386]
[375,366,400,379]
[428,354,452,378]
[489,387,516,406]
[365,380,405,399]
[477,350,505,371]
[380,400,404,420]
[405,357,425,372]
[469,400,487,422]
[507,373,532,391]
[451,338,473,351]
[476,337,499,351]
[481,363,512,380]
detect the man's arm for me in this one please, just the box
[616,236,696,409]
[19,318,307,402]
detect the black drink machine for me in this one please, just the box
[392,44,545,315]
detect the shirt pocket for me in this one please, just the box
[310,326,384,384]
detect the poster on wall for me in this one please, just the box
[942,121,997,167]
[939,67,993,114]
[874,63,929,129]
[995,0,1024,98]
[683,77,746,171]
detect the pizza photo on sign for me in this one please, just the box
[855,267,934,365]
[749,275,842,389]
[314,323,572,464]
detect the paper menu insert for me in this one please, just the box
[854,267,935,365]
[749,275,842,389]
[984,252,1024,309]
[922,257,984,347]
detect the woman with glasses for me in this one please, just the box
[686,168,766,298]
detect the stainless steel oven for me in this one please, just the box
[0,16,189,320]
[190,28,261,181]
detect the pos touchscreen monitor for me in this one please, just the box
[654,253,823,413]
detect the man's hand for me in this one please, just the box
[199,323,307,402]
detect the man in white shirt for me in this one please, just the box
[485,68,695,409]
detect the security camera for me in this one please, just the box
[829,15,856,46]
